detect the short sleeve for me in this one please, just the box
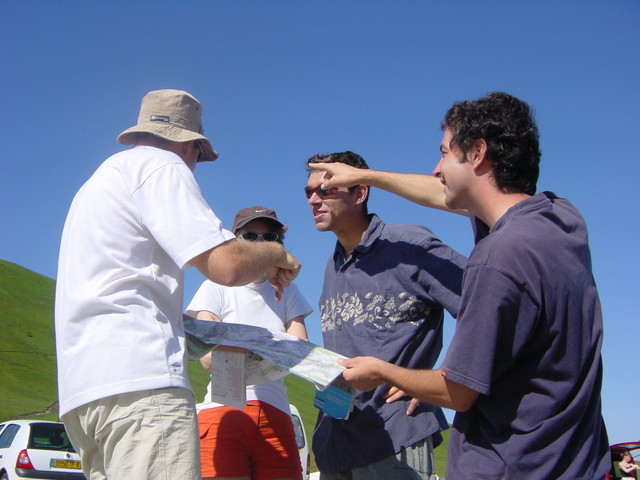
[133,163,229,269]
[185,281,224,318]
[413,236,466,318]
[441,264,539,395]
[283,283,313,322]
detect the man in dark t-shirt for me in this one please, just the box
[310,92,609,480]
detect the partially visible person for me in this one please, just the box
[55,90,301,480]
[305,151,466,480]
[186,206,312,480]
[333,92,610,479]
[620,451,640,480]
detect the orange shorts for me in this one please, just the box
[198,401,302,480]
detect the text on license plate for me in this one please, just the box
[51,459,82,469]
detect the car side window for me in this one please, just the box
[290,413,306,449]
[0,424,20,448]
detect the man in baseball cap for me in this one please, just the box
[55,89,302,480]
[186,205,310,480]
[232,206,287,237]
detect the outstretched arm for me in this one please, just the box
[308,162,467,215]
[191,239,301,301]
[338,356,479,412]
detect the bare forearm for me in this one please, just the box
[192,240,288,286]
[362,170,449,210]
[310,162,466,215]
[376,363,474,410]
[339,357,478,412]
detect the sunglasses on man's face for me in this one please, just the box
[304,185,338,199]
[238,231,280,242]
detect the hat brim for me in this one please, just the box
[117,124,219,162]
[233,216,287,234]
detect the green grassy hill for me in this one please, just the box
[0,260,59,419]
[0,259,449,476]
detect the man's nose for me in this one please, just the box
[432,159,443,177]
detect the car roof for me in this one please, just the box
[0,419,63,426]
[611,442,640,453]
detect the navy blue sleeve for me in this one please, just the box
[441,263,539,395]
[412,236,467,318]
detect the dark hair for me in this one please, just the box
[441,92,541,195]
[264,218,286,244]
[306,151,369,170]
[306,151,370,214]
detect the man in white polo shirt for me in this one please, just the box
[55,89,301,480]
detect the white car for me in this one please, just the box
[289,404,311,480]
[0,419,85,480]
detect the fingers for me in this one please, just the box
[337,357,351,367]
[384,387,407,404]
[384,385,402,399]
[308,163,333,173]
[276,253,301,281]
[383,388,419,414]
[307,163,335,188]
[268,273,284,302]
[279,266,298,285]
[268,251,301,302]
[406,398,420,415]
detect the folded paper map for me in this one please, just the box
[183,316,352,393]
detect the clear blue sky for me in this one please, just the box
[2,1,638,446]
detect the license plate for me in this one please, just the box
[51,459,82,469]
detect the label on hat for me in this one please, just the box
[150,115,170,122]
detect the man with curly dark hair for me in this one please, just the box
[310,92,610,479]
[441,91,540,196]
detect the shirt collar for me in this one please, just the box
[333,214,383,261]
[473,192,558,243]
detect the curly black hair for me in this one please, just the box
[441,92,541,195]
[306,151,369,170]
[306,151,370,214]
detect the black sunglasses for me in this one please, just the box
[304,185,338,199]
[238,231,280,242]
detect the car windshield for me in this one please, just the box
[28,423,76,452]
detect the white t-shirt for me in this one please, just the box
[55,146,234,416]
[185,280,312,414]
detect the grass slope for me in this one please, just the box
[0,259,449,476]
[0,260,59,419]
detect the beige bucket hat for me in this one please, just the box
[117,89,218,162]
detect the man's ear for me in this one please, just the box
[469,138,490,172]
[355,184,369,204]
